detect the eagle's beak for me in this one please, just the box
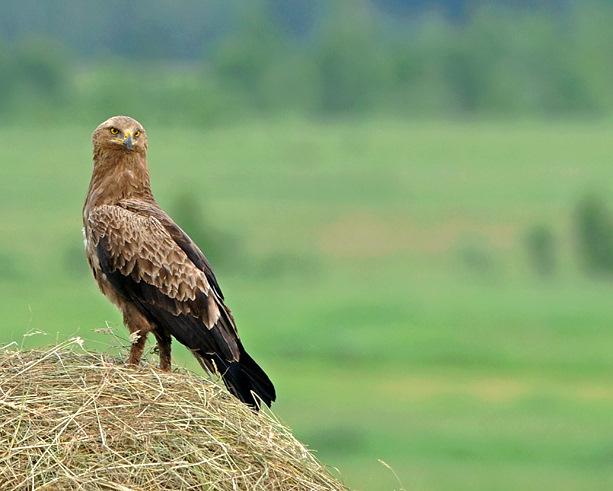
[123,130,134,151]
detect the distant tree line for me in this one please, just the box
[1,0,613,124]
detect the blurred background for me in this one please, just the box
[2,0,613,489]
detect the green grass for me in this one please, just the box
[2,119,613,490]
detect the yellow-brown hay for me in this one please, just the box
[0,339,346,490]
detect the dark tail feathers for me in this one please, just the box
[202,348,276,410]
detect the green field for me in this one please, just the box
[2,120,613,490]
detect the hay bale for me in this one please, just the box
[0,339,346,490]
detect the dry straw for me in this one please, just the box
[0,338,346,490]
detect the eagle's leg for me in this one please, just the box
[122,306,153,367]
[128,332,148,366]
[153,329,172,372]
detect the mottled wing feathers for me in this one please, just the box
[118,198,225,300]
[87,204,239,361]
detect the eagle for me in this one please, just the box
[83,115,276,410]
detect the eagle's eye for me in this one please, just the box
[134,130,141,137]
[109,127,119,135]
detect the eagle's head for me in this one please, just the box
[92,115,148,156]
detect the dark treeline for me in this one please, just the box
[0,0,487,58]
[1,0,612,124]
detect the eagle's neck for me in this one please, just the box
[84,150,155,216]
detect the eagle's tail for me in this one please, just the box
[198,347,276,411]
[223,349,276,410]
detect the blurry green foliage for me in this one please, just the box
[0,38,70,117]
[456,240,498,278]
[524,224,556,278]
[171,192,320,280]
[313,0,393,113]
[170,192,242,272]
[12,40,69,99]
[575,194,613,276]
[1,1,613,123]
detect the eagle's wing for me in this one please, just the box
[87,204,240,362]
[118,198,225,300]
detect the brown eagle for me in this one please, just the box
[83,115,275,409]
